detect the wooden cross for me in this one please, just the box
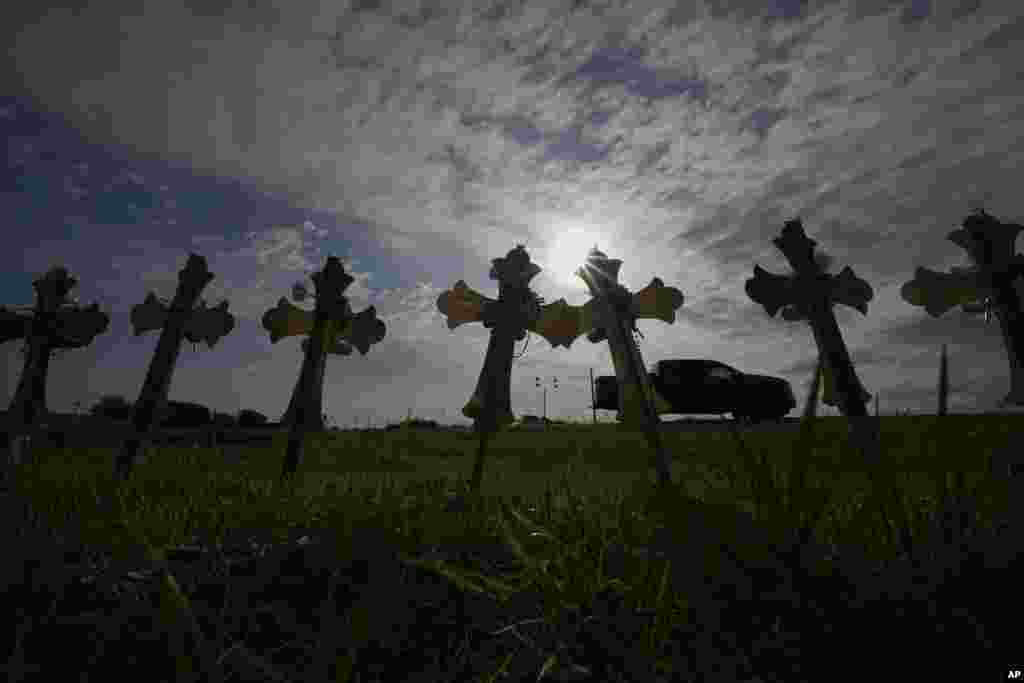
[262,256,385,483]
[437,244,588,495]
[776,260,872,411]
[113,253,235,483]
[745,219,880,466]
[574,246,684,490]
[1,265,109,466]
[901,209,1024,408]
[746,219,874,416]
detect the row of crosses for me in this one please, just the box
[3,208,1020,496]
[441,211,1023,496]
[1,254,386,492]
[437,244,685,494]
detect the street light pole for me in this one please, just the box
[535,376,559,426]
[589,367,596,425]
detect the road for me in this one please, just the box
[658,417,804,433]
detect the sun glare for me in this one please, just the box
[541,225,610,290]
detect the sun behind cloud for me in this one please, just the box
[538,224,616,290]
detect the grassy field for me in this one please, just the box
[1,408,1022,682]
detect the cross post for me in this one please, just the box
[281,335,353,428]
[262,256,385,485]
[113,253,234,484]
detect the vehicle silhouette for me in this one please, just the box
[593,359,796,422]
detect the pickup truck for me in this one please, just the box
[593,359,796,422]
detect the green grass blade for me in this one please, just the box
[788,355,822,525]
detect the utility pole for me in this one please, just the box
[535,376,558,425]
[589,367,597,425]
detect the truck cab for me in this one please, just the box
[593,359,796,422]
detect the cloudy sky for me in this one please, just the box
[3,0,1024,427]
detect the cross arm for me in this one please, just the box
[131,293,170,336]
[747,265,872,318]
[575,277,684,345]
[831,266,873,314]
[340,306,386,355]
[900,266,987,318]
[947,217,1024,271]
[0,307,30,345]
[261,295,383,354]
[631,277,685,323]
[528,298,593,349]
[50,303,110,349]
[745,265,796,318]
[436,280,496,330]
[262,297,311,343]
[183,300,235,349]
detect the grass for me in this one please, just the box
[1,387,1022,682]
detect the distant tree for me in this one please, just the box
[386,417,440,431]
[238,408,269,427]
[90,395,134,421]
[159,400,213,428]
[212,411,236,428]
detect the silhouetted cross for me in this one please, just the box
[746,219,874,421]
[113,253,235,483]
[574,246,685,489]
[437,244,586,494]
[262,256,386,482]
[901,209,1024,407]
[2,266,109,457]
